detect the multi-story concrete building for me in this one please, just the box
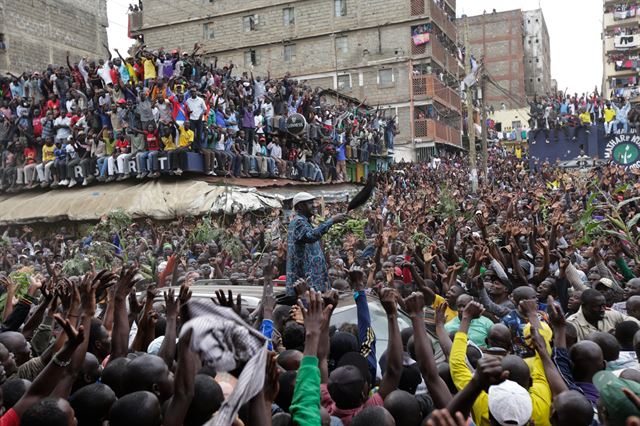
[130,0,464,161]
[602,1,640,102]
[523,9,552,98]
[459,8,551,110]
[0,0,110,74]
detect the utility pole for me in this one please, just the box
[480,67,488,177]
[464,17,477,192]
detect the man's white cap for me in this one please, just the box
[292,192,315,207]
[488,380,532,426]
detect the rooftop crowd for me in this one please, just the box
[0,44,398,192]
[0,145,638,425]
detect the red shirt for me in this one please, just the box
[32,117,42,137]
[46,99,60,111]
[115,138,129,153]
[0,409,20,426]
[110,67,120,85]
[23,146,37,165]
[145,131,159,151]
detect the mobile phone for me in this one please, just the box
[483,347,508,356]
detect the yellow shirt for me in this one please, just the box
[162,135,176,151]
[143,59,156,80]
[432,294,458,323]
[42,144,55,162]
[178,126,194,148]
[125,63,138,84]
[604,108,616,123]
[449,332,552,426]
[579,111,591,124]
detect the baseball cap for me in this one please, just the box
[488,380,532,426]
[597,277,615,289]
[593,370,640,425]
[292,192,315,207]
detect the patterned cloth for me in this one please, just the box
[285,214,334,296]
[181,299,267,426]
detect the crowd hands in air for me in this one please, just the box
[2,150,640,425]
[0,43,399,193]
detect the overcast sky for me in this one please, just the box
[107,0,603,93]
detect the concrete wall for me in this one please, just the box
[0,0,109,74]
[523,9,552,97]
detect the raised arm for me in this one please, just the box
[110,267,140,361]
[378,288,402,399]
[405,292,452,408]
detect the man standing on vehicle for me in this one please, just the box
[286,192,347,297]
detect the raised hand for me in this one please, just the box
[293,278,309,298]
[115,267,141,300]
[164,288,179,318]
[518,299,538,317]
[403,292,425,318]
[178,283,192,308]
[263,351,280,403]
[380,288,399,317]
[546,296,566,328]
[435,302,448,328]
[54,313,85,348]
[426,410,467,426]
[472,354,509,391]
[462,301,484,320]
[347,265,365,291]
[215,289,242,316]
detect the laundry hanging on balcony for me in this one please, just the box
[411,23,431,46]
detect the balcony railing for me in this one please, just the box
[429,1,457,40]
[412,74,461,112]
[414,119,461,147]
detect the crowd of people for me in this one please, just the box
[0,44,399,192]
[0,146,639,425]
[528,90,640,143]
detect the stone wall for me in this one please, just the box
[0,0,109,74]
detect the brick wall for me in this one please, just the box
[459,10,527,109]
[0,0,109,74]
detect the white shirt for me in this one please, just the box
[97,65,113,86]
[261,102,274,119]
[54,116,71,140]
[185,96,206,120]
[268,143,282,159]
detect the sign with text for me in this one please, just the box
[615,35,640,49]
[286,113,307,135]
[605,134,640,169]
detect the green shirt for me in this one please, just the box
[290,356,321,426]
[444,315,494,348]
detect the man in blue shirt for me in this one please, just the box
[285,192,347,297]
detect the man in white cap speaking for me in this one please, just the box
[285,192,347,298]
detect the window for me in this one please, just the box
[335,35,348,53]
[203,23,214,40]
[283,7,295,26]
[536,38,539,43]
[378,68,394,85]
[203,0,214,3]
[0,34,5,51]
[512,120,521,129]
[284,44,296,62]
[337,74,351,90]
[536,58,539,63]
[243,15,256,32]
[244,50,259,67]
[334,0,347,16]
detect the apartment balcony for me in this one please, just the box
[429,1,457,41]
[605,35,640,53]
[604,11,640,29]
[412,36,460,77]
[412,74,461,112]
[414,119,462,147]
[410,0,457,41]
